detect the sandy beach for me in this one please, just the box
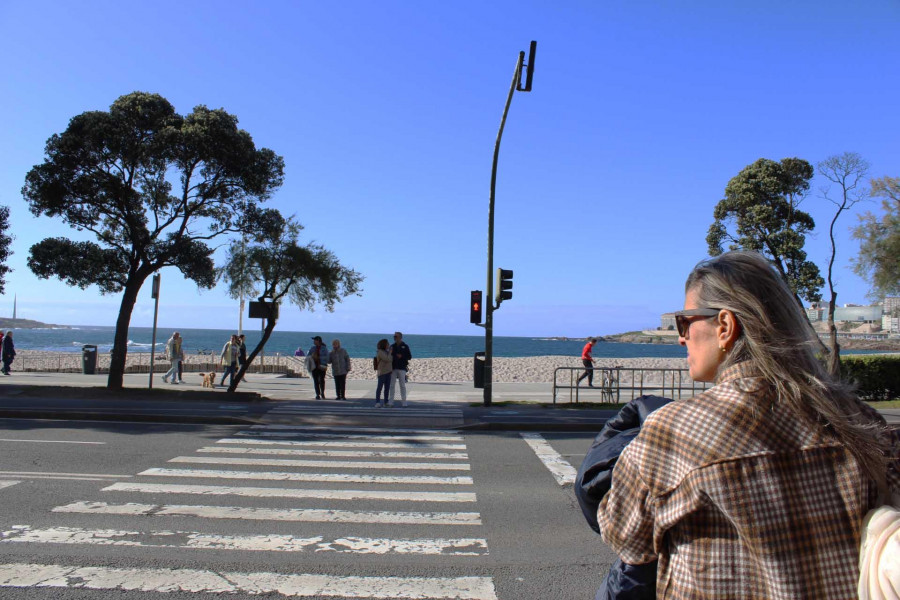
[10,350,689,384]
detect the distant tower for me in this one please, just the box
[12,295,16,319]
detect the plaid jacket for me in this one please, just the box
[598,361,900,599]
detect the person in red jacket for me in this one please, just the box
[577,338,597,387]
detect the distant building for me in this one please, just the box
[883,297,900,333]
[805,302,882,323]
[659,312,676,331]
[663,300,895,333]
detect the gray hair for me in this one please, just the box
[686,251,892,491]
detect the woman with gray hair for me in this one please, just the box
[598,251,899,599]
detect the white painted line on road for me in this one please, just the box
[53,501,482,525]
[103,482,478,503]
[0,471,131,481]
[0,438,106,445]
[0,481,20,490]
[140,468,473,486]
[250,424,460,435]
[520,433,577,486]
[218,438,467,450]
[1,525,488,555]
[237,430,464,442]
[198,446,468,459]
[0,562,498,599]
[169,456,471,471]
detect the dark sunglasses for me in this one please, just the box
[673,308,722,338]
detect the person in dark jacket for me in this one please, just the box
[388,331,412,407]
[576,394,671,600]
[1,331,15,375]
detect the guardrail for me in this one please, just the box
[552,366,713,404]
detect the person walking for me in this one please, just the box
[373,338,393,408]
[308,335,330,399]
[597,251,900,599]
[162,332,183,384]
[329,339,351,400]
[1,331,15,376]
[577,338,597,387]
[219,334,239,388]
[388,331,412,407]
[237,334,249,381]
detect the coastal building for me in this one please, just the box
[883,297,900,333]
[662,300,898,335]
[659,312,676,331]
[805,302,882,324]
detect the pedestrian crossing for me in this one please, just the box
[263,403,465,420]
[0,425,497,599]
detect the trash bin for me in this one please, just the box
[473,351,486,389]
[82,345,98,375]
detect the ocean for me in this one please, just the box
[11,326,885,360]
[11,326,689,359]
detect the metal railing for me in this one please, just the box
[552,366,713,404]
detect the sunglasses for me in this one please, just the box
[673,308,722,338]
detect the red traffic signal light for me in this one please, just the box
[470,290,483,324]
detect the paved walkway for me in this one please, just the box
[0,372,620,431]
[1,371,896,429]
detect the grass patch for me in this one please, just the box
[867,400,900,409]
[469,400,624,410]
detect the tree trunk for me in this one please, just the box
[106,279,144,390]
[228,316,277,393]
[827,291,841,378]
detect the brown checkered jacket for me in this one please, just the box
[598,361,900,599]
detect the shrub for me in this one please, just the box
[840,355,900,401]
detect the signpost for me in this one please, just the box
[148,273,161,389]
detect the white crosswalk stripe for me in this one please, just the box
[169,455,471,470]
[9,425,494,596]
[218,437,467,450]
[1,525,488,555]
[0,562,498,599]
[103,481,478,502]
[249,424,460,434]
[197,445,468,459]
[140,467,474,485]
[236,430,465,442]
[53,501,483,525]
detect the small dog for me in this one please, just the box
[200,372,216,388]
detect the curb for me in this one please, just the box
[0,410,258,426]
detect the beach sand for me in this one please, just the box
[11,350,689,384]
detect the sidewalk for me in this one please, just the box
[0,372,620,431]
[1,371,897,430]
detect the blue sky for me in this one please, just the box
[0,1,898,337]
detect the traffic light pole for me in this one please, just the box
[484,51,526,407]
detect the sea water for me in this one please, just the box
[10,326,689,359]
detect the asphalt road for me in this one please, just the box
[0,418,613,599]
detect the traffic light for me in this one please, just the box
[497,268,513,302]
[470,290,483,324]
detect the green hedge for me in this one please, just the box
[840,355,900,401]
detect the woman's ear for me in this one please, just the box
[717,309,741,351]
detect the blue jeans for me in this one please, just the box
[164,358,181,382]
[220,364,236,386]
[376,373,391,403]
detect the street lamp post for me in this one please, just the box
[483,41,536,406]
